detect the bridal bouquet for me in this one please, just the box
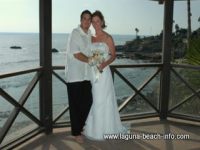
[88,49,105,66]
[88,49,107,82]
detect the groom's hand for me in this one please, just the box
[74,52,88,63]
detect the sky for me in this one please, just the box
[0,0,200,35]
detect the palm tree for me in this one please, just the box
[135,28,139,38]
[175,24,180,35]
[187,0,192,48]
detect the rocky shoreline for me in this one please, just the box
[115,27,200,62]
[115,35,162,62]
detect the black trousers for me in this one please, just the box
[67,81,93,136]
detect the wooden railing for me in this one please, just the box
[0,67,44,149]
[0,63,200,149]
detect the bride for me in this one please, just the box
[84,10,126,140]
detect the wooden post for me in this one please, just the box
[39,0,52,134]
[160,0,174,119]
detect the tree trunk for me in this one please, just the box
[187,0,192,48]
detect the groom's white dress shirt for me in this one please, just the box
[65,25,92,83]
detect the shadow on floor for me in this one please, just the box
[16,118,200,150]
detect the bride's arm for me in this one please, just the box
[98,35,116,71]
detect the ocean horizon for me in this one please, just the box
[0,32,135,74]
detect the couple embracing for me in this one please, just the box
[65,10,127,143]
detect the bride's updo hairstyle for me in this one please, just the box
[92,10,107,29]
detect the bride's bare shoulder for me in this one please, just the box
[103,32,113,41]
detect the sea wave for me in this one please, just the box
[0,72,36,90]
[0,58,39,66]
[0,81,28,90]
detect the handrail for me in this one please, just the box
[52,64,162,124]
[0,72,42,144]
[52,63,163,70]
[0,63,199,78]
[111,63,163,68]
[0,67,43,79]
[1,63,200,149]
[171,63,200,70]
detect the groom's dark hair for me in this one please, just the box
[80,10,92,20]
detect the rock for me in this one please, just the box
[115,45,126,51]
[10,46,22,49]
[52,48,59,53]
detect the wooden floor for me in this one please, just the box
[15,118,200,150]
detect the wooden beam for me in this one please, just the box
[39,0,53,134]
[159,0,174,119]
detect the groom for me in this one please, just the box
[65,10,93,143]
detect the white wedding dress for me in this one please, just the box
[84,42,126,140]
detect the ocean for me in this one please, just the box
[0,33,157,131]
[0,33,136,74]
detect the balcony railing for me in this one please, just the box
[0,67,44,149]
[0,63,199,149]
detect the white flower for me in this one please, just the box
[88,49,105,66]
[89,49,107,82]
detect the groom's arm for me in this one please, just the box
[74,52,89,63]
[69,30,90,63]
